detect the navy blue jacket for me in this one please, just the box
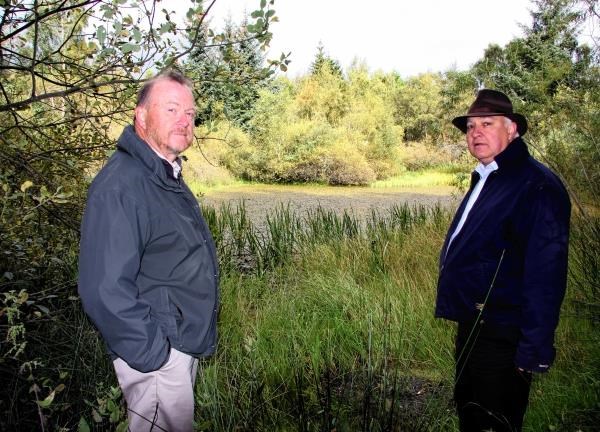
[435,137,570,372]
[78,126,219,373]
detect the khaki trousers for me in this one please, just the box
[113,348,199,432]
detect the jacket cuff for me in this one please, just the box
[515,349,554,373]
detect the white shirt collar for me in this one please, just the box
[148,145,182,179]
[475,160,498,179]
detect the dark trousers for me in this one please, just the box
[454,320,532,432]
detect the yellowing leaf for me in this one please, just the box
[20,181,33,192]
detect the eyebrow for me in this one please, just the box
[164,101,196,111]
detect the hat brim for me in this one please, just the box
[452,112,528,136]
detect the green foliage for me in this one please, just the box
[397,142,466,172]
[223,68,406,185]
[471,0,599,205]
[197,202,454,429]
[310,42,343,77]
[185,16,275,130]
[79,385,128,431]
[392,73,445,144]
[196,201,599,430]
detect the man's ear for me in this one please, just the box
[135,105,147,129]
[509,120,518,138]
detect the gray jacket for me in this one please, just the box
[78,126,219,372]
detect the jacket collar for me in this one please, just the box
[441,137,530,264]
[494,136,530,172]
[116,125,181,188]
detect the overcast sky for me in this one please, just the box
[200,0,536,77]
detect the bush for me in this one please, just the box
[324,146,376,186]
[398,142,463,171]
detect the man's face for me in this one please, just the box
[466,116,517,165]
[135,79,196,162]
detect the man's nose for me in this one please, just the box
[468,124,482,136]
[176,112,190,126]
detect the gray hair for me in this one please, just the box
[136,69,194,107]
[504,116,519,138]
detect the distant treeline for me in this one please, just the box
[184,2,598,200]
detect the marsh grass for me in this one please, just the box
[6,201,597,431]
[192,202,599,431]
[192,202,457,430]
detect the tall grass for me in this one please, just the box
[192,202,600,431]
[4,201,597,431]
[196,202,456,431]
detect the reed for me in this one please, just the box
[192,202,599,431]
[11,201,594,430]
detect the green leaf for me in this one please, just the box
[37,391,55,408]
[107,399,116,412]
[116,421,129,432]
[266,10,275,18]
[251,10,263,18]
[23,212,36,222]
[102,6,114,19]
[186,8,195,20]
[33,304,49,315]
[18,290,29,303]
[260,0,266,8]
[159,22,175,34]
[133,27,142,44]
[109,407,120,423]
[78,417,91,432]
[96,26,106,46]
[120,43,139,54]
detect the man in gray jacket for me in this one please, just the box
[78,69,219,431]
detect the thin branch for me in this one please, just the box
[0,0,94,43]
[0,79,135,112]
[31,0,40,99]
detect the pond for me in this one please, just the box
[199,184,460,223]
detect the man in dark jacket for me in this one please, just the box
[435,89,570,431]
[78,70,219,431]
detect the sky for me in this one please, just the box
[201,0,535,77]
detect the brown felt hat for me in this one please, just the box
[452,89,528,135]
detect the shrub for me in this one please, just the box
[324,146,376,186]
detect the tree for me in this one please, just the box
[310,42,342,77]
[392,73,445,144]
[185,16,277,130]
[473,0,592,104]
[471,0,599,206]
